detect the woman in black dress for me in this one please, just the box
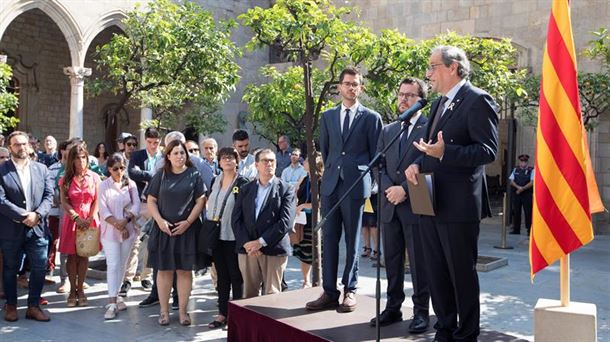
[147,140,206,326]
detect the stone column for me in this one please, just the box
[140,107,153,148]
[63,66,91,138]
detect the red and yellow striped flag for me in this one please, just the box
[529,0,605,278]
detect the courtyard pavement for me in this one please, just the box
[1,215,609,341]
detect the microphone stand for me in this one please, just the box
[313,120,411,342]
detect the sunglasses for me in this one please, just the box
[111,166,126,172]
[126,142,137,147]
[0,156,8,160]
[188,148,199,153]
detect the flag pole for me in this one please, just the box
[560,254,570,306]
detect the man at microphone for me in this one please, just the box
[369,78,430,332]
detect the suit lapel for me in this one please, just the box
[398,116,426,166]
[344,104,365,143]
[435,82,470,133]
[256,178,278,222]
[331,106,343,147]
[7,160,24,195]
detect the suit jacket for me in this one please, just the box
[0,160,54,240]
[231,177,295,256]
[377,115,428,223]
[416,81,498,223]
[128,149,159,197]
[319,103,383,199]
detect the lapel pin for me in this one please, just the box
[448,102,455,111]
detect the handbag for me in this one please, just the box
[200,178,236,256]
[76,227,100,257]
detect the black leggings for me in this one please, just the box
[213,240,243,316]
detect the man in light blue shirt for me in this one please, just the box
[233,129,257,180]
[280,148,307,186]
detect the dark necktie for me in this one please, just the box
[399,122,410,155]
[427,96,448,141]
[342,108,351,142]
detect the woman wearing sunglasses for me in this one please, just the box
[98,153,140,319]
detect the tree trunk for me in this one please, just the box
[303,60,322,286]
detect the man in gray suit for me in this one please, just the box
[307,67,383,312]
[369,78,430,332]
[0,131,54,322]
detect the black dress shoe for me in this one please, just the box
[408,314,429,333]
[369,309,402,327]
[138,296,159,308]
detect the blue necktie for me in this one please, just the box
[399,122,410,155]
[342,109,351,142]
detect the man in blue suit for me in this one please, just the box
[232,149,295,298]
[370,77,430,332]
[307,67,383,312]
[0,131,54,322]
[406,46,498,342]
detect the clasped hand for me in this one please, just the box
[22,212,39,228]
[244,240,263,257]
[157,219,190,236]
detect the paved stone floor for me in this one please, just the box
[2,216,609,341]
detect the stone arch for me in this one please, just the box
[0,0,82,66]
[82,10,128,57]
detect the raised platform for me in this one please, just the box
[228,287,527,341]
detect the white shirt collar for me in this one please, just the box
[444,79,467,106]
[341,101,359,114]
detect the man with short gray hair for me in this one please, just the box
[405,45,498,341]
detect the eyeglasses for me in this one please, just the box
[188,148,199,153]
[220,156,235,161]
[259,158,276,164]
[0,156,8,160]
[340,81,361,88]
[291,153,300,156]
[126,143,137,147]
[397,92,420,99]
[426,63,444,73]
[111,166,126,172]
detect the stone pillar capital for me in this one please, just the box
[63,66,92,80]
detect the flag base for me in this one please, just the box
[534,298,596,342]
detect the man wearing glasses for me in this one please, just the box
[370,77,430,332]
[307,67,383,313]
[185,140,201,158]
[125,128,162,297]
[405,46,498,342]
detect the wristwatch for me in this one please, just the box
[36,212,42,222]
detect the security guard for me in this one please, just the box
[509,154,534,235]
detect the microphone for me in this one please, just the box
[397,98,428,122]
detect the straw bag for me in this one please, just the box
[76,227,100,257]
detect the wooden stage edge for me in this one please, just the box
[228,287,527,342]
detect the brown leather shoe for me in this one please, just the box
[4,304,18,322]
[305,292,339,311]
[338,291,357,312]
[25,306,50,322]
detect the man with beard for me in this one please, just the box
[233,130,257,180]
[0,131,54,322]
[369,77,430,332]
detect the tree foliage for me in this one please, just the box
[0,62,19,133]
[88,0,240,146]
[514,28,610,129]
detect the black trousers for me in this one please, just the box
[382,214,429,316]
[212,240,243,316]
[419,217,480,342]
[512,191,533,233]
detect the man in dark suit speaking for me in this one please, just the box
[406,46,498,342]
[370,77,430,333]
[307,67,382,313]
[0,131,54,322]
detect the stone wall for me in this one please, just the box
[0,9,71,141]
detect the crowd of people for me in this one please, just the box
[1,45,499,342]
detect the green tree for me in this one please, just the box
[240,0,526,284]
[515,28,610,129]
[89,0,240,149]
[0,61,19,133]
